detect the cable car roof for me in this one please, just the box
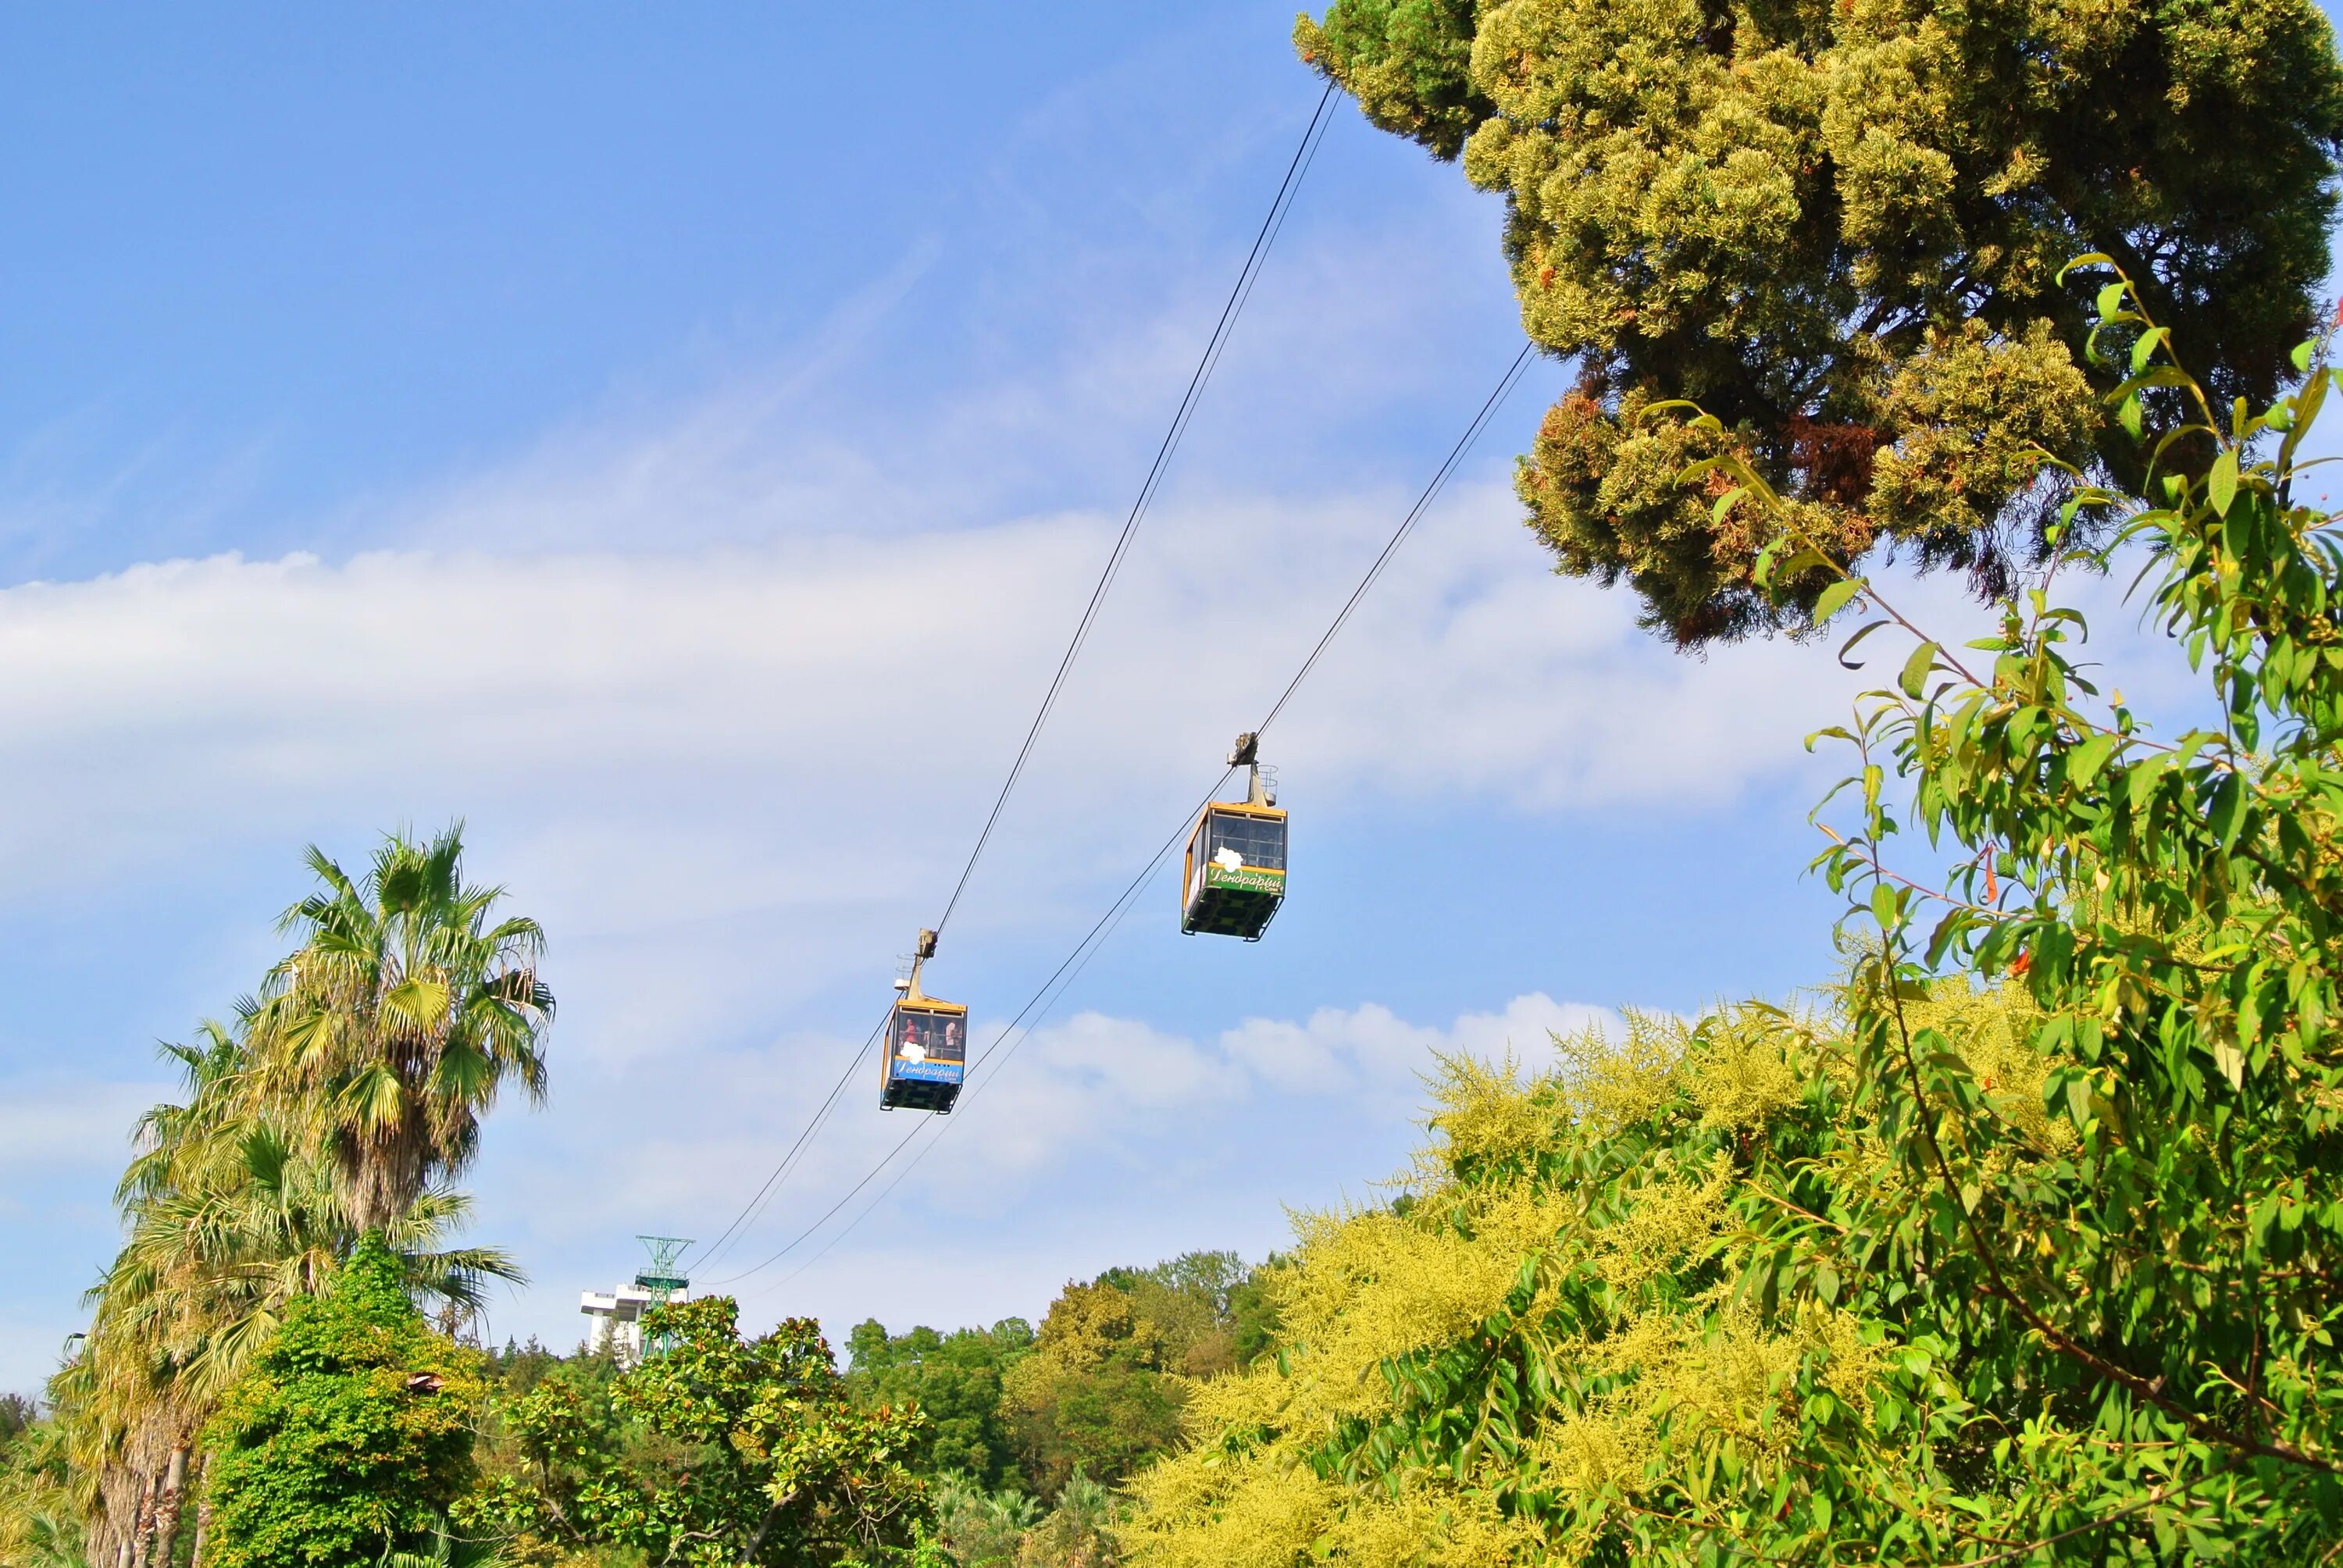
[1199,800,1286,823]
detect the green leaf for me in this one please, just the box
[2293,339,2316,374]
[2095,280,2130,320]
[1838,618,1891,669]
[2207,449,2238,516]
[2106,365,2193,400]
[1812,578,1862,624]
[2119,394,2143,440]
[2056,252,2114,283]
[2069,732,2118,786]
[1899,641,1940,700]
[2209,769,2248,850]
[2131,326,2171,374]
[1675,454,1738,488]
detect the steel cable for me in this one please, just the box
[686,84,1336,1274]
[720,340,1540,1290]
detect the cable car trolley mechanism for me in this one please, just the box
[1181,733,1287,941]
[880,928,967,1114]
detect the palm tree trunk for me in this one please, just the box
[127,1466,159,1568]
[151,1445,190,1568]
[187,1457,212,1568]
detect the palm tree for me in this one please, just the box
[63,1010,529,1568]
[0,1416,86,1568]
[250,824,553,1234]
[116,1016,250,1213]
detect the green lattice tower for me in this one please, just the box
[634,1235,692,1359]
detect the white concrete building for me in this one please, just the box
[579,1281,689,1367]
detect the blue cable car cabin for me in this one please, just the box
[880,932,966,1113]
[1182,739,1286,941]
[880,996,966,1112]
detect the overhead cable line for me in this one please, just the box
[719,772,1232,1292]
[686,83,1336,1273]
[702,1119,925,1289]
[929,80,1339,940]
[756,807,1189,1298]
[686,1009,888,1273]
[1253,340,1535,738]
[723,339,1542,1292]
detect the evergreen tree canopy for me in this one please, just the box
[844,1317,1036,1489]
[1296,0,2343,643]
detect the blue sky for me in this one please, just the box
[0,5,2275,1388]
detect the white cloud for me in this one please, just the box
[1220,992,1611,1096]
[0,483,1875,903]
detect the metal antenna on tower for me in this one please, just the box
[635,1235,692,1301]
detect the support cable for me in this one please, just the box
[683,84,1336,1274]
[686,1008,890,1272]
[712,772,1229,1291]
[929,80,1337,941]
[757,828,1178,1298]
[717,339,1540,1292]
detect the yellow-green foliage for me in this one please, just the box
[1003,1281,1187,1493]
[1124,989,2059,1565]
[0,1418,83,1568]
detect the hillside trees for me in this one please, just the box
[846,1318,1036,1489]
[999,1252,1282,1498]
[1295,0,2343,643]
[460,1298,929,1566]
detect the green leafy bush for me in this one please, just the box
[201,1233,487,1568]
[461,1297,926,1566]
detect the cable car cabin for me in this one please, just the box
[1181,800,1287,940]
[879,996,967,1114]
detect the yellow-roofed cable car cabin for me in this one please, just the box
[1181,733,1286,941]
[880,928,967,1114]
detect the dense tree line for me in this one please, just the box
[440,1249,1278,1566]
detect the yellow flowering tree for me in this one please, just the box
[1125,1007,1924,1564]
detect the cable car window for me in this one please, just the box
[1206,812,1286,871]
[899,1009,965,1064]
